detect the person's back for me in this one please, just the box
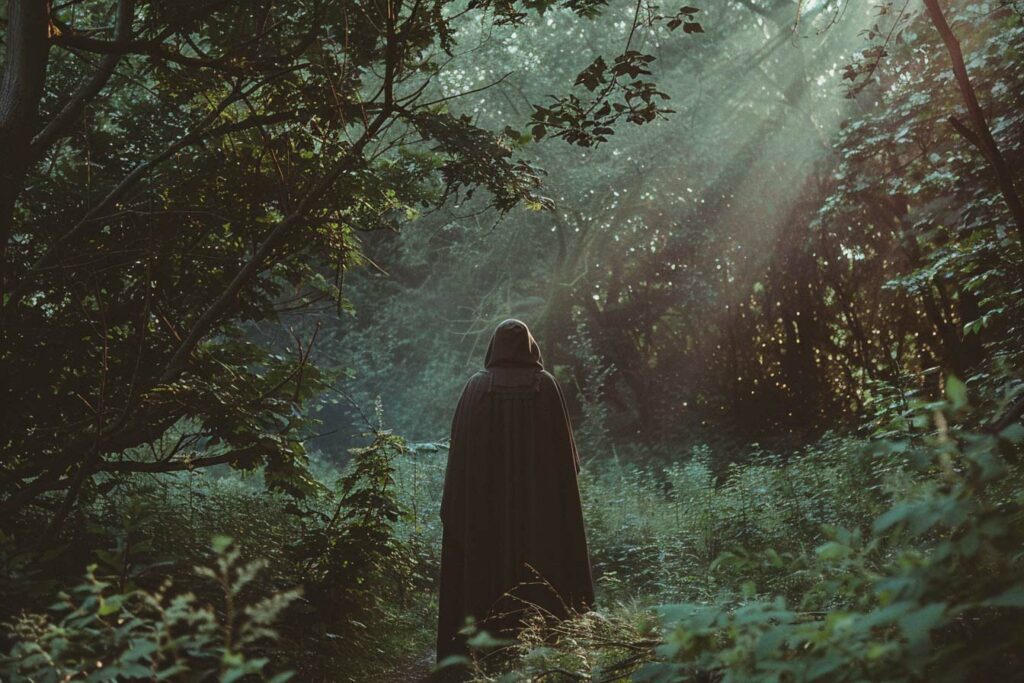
[436,319,594,662]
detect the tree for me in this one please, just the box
[326,0,1023,454]
[0,0,644,530]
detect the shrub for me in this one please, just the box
[1,536,299,682]
[479,390,1024,682]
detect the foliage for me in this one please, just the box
[288,406,414,633]
[567,318,617,455]
[530,4,702,146]
[634,415,1024,682]
[327,0,1024,457]
[0,403,430,681]
[447,385,1023,681]
[1,537,298,682]
[1,0,703,529]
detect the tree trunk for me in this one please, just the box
[0,0,51,297]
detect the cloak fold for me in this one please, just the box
[437,319,594,661]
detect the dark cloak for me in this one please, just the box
[436,319,594,662]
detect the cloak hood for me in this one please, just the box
[484,319,543,369]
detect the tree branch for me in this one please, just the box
[157,107,391,383]
[922,0,1024,239]
[946,115,987,159]
[988,394,1024,436]
[6,83,245,309]
[51,31,241,72]
[29,0,135,158]
[99,449,257,472]
[156,14,405,381]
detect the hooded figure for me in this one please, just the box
[436,319,594,662]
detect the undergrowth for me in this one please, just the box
[3,382,1022,681]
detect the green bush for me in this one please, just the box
[0,408,431,682]
[1,537,298,682]
[637,422,1024,681]
[469,390,1024,682]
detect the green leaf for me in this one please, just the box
[945,375,968,411]
[874,503,911,533]
[122,639,159,662]
[435,655,471,670]
[806,653,845,680]
[816,541,851,561]
[98,594,125,616]
[998,423,1024,443]
[212,535,234,553]
[899,602,946,647]
[466,629,512,649]
[632,662,686,682]
[982,586,1024,608]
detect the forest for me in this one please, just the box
[1,0,1023,680]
